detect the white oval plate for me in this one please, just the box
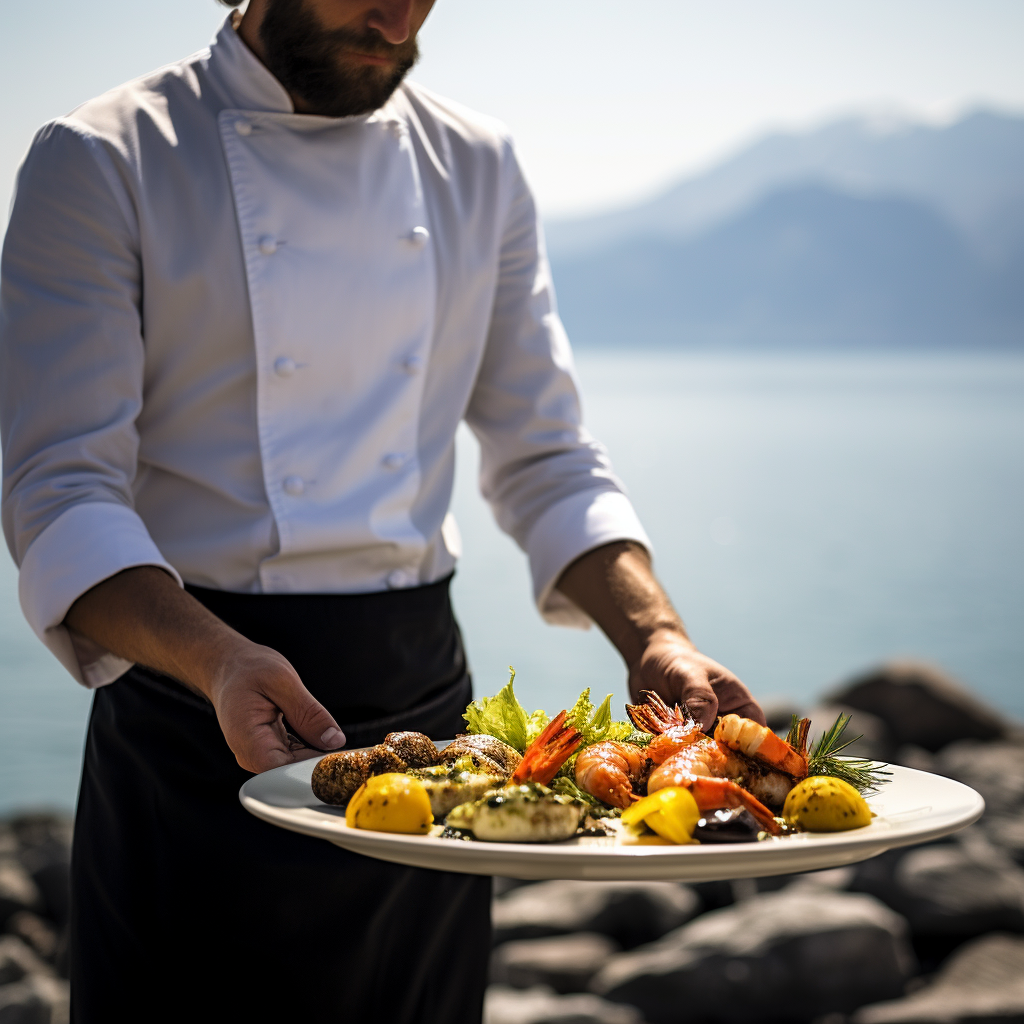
[239,754,984,882]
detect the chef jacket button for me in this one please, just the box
[283,476,305,496]
[258,235,278,255]
[387,569,413,589]
[235,120,253,136]
[381,452,407,470]
[274,357,297,378]
[407,226,430,247]
[401,355,422,375]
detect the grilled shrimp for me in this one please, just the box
[574,741,650,808]
[511,711,583,786]
[625,692,793,830]
[646,759,782,834]
[715,714,809,778]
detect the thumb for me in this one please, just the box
[679,674,719,731]
[270,676,346,751]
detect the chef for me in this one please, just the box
[0,1,764,1021]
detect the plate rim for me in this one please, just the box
[238,745,986,878]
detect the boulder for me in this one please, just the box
[491,933,620,994]
[0,860,41,930]
[825,661,1006,752]
[0,936,54,987]
[805,704,895,761]
[493,882,699,948]
[984,814,1024,864]
[6,914,59,963]
[853,932,1024,1023]
[850,832,1024,937]
[935,740,1024,817]
[761,700,805,736]
[484,985,646,1024]
[591,890,914,1024]
[9,815,72,931]
[0,974,67,1024]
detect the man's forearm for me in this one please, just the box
[64,566,246,699]
[555,540,764,727]
[554,541,692,668]
[64,566,347,770]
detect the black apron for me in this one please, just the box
[69,577,491,1023]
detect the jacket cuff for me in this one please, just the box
[18,502,183,687]
[526,489,652,629]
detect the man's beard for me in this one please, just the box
[259,0,419,118]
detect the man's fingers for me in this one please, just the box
[268,676,346,753]
[711,676,767,726]
[677,677,719,730]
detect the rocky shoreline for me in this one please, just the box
[484,662,1024,1024]
[0,813,70,1023]
[2,660,1020,1023]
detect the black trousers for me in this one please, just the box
[69,578,491,1023]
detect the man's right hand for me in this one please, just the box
[206,640,346,772]
[65,566,346,773]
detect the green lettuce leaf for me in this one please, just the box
[525,708,552,745]
[463,668,551,753]
[463,675,644,761]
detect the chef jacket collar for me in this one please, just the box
[206,12,402,129]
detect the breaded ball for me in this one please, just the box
[311,751,370,806]
[383,731,439,768]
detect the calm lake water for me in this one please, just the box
[2,352,1022,814]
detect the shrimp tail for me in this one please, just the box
[625,691,692,735]
[512,710,582,786]
[789,717,811,760]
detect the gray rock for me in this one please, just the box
[5,914,58,963]
[826,660,1006,752]
[984,814,1024,864]
[485,985,646,1024]
[591,890,914,1024]
[0,974,67,1024]
[853,932,1024,1023]
[806,704,894,761]
[851,832,1024,936]
[491,933,620,994]
[761,700,805,736]
[935,740,1024,817]
[0,826,17,860]
[8,815,72,931]
[0,861,40,930]
[493,882,699,949]
[0,936,54,987]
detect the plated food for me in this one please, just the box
[311,674,889,847]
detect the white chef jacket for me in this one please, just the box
[0,16,650,688]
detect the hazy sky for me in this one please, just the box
[1,0,1022,219]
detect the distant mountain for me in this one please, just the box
[547,110,1024,350]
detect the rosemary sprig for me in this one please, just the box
[806,712,892,793]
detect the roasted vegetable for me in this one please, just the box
[621,786,701,844]
[693,807,762,843]
[783,776,872,832]
[345,773,433,834]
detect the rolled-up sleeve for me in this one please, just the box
[0,121,182,686]
[465,140,651,628]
